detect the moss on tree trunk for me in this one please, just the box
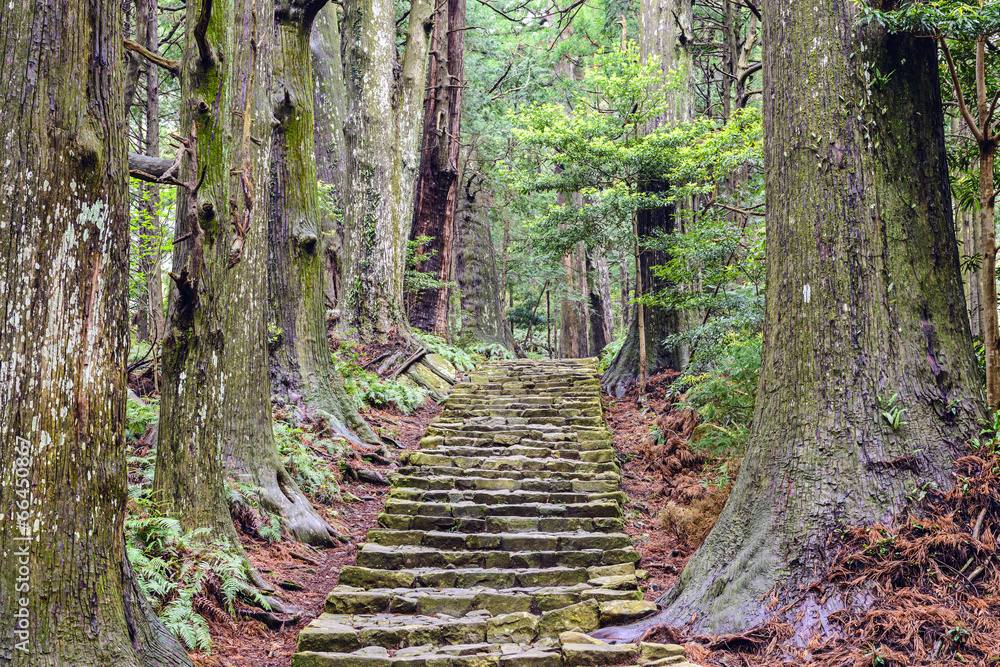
[267,0,380,444]
[0,1,189,664]
[647,0,985,636]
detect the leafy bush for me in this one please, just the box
[126,395,159,443]
[675,331,761,457]
[273,421,343,504]
[362,377,428,414]
[415,331,478,372]
[126,514,268,654]
[598,336,625,373]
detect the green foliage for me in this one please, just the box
[126,512,269,654]
[332,340,429,414]
[414,332,478,372]
[675,332,761,457]
[853,0,1000,37]
[877,393,908,432]
[405,235,454,295]
[273,421,343,504]
[598,336,626,374]
[126,395,159,444]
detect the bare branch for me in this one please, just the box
[124,38,180,75]
[194,0,214,62]
[940,35,984,143]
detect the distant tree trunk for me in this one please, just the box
[217,0,344,546]
[0,0,190,664]
[560,240,589,358]
[312,3,348,310]
[454,176,516,349]
[628,0,986,636]
[154,0,247,547]
[268,0,380,444]
[588,248,614,355]
[602,0,693,394]
[136,0,166,343]
[341,0,433,342]
[602,192,682,396]
[408,0,467,336]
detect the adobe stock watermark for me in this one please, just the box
[12,435,32,653]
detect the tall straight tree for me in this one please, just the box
[0,0,190,663]
[597,0,986,637]
[268,0,380,444]
[341,0,433,342]
[408,0,467,336]
[602,0,693,396]
[219,0,345,545]
[312,2,350,309]
[153,0,247,546]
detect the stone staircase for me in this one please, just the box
[292,358,698,667]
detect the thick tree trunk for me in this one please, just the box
[0,1,189,664]
[153,0,246,547]
[559,241,589,358]
[408,0,466,336]
[267,0,380,444]
[587,248,615,356]
[611,1,986,636]
[216,0,343,546]
[602,0,693,393]
[136,0,166,344]
[311,3,348,310]
[453,177,516,349]
[341,0,433,342]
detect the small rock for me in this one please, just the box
[558,631,606,646]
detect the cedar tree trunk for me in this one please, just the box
[408,0,466,336]
[268,0,380,444]
[0,0,190,663]
[607,0,986,636]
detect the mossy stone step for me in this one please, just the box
[410,446,614,463]
[375,512,624,534]
[338,565,592,590]
[387,488,627,507]
[355,544,639,570]
[381,498,622,520]
[365,530,632,552]
[390,475,619,494]
[325,583,642,616]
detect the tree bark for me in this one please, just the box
[453,176,516,349]
[0,0,190,663]
[153,0,247,547]
[311,2,348,310]
[215,0,344,546]
[408,0,467,336]
[559,241,589,358]
[341,0,433,342]
[267,0,381,444]
[587,248,615,356]
[614,0,986,636]
[135,0,166,344]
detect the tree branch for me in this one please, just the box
[940,35,985,143]
[129,152,181,184]
[194,0,214,62]
[124,38,180,75]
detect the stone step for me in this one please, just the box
[355,544,639,570]
[390,475,619,494]
[398,454,617,474]
[297,598,650,653]
[382,498,622,520]
[394,466,618,483]
[365,530,633,552]
[325,582,643,616]
[339,565,601,590]
[388,488,627,506]
[376,512,624,534]
[412,445,615,463]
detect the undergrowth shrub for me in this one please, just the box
[126,515,268,654]
[273,421,343,504]
[674,331,761,457]
[332,340,429,414]
[415,331,478,371]
[598,336,625,374]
